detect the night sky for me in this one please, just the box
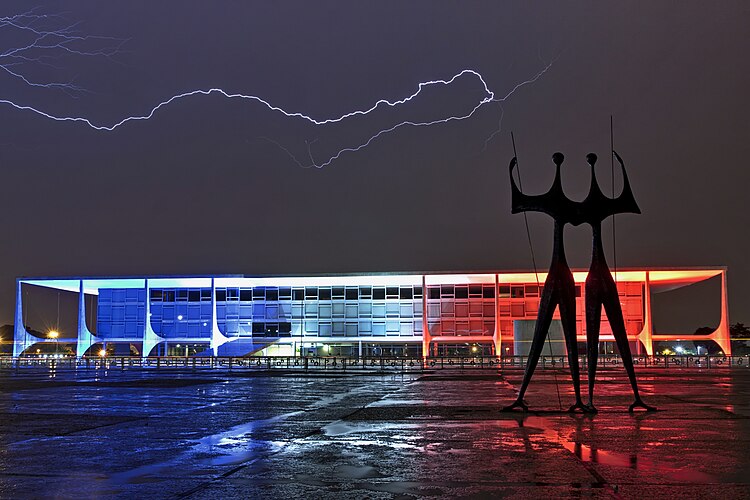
[1,2,748,333]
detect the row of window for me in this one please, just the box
[103,282,641,305]
[99,316,643,339]
[103,298,638,326]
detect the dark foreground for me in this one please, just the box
[0,367,748,499]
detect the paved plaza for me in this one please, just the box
[0,365,748,498]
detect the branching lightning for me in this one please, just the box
[0,8,555,168]
[0,9,127,96]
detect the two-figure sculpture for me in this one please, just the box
[503,150,656,412]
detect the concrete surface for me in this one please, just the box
[0,366,748,498]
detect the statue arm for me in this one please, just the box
[611,150,641,215]
[509,157,550,214]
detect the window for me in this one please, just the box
[292,288,304,300]
[252,288,265,300]
[279,287,292,300]
[201,289,212,301]
[150,290,163,301]
[428,287,440,299]
[499,286,510,298]
[373,287,385,300]
[319,288,332,300]
[399,287,413,300]
[188,290,200,302]
[359,286,372,298]
[240,289,253,301]
[440,285,454,298]
[227,288,239,301]
[455,286,468,299]
[305,287,318,299]
[511,286,524,298]
[332,287,344,299]
[386,287,399,298]
[319,305,332,318]
[345,304,358,318]
[469,285,482,297]
[386,302,399,317]
[400,303,413,317]
[215,289,226,302]
[413,286,423,298]
[345,288,358,300]
[266,289,278,301]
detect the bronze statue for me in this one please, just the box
[503,152,587,412]
[580,151,656,412]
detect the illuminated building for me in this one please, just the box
[12,268,730,358]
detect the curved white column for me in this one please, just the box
[76,280,100,357]
[210,278,231,355]
[13,281,35,357]
[142,279,164,357]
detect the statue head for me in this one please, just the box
[552,152,564,166]
[586,153,598,166]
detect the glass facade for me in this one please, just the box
[94,280,645,344]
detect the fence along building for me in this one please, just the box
[12,268,731,358]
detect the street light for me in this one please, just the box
[48,330,59,357]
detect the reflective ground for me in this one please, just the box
[0,367,748,498]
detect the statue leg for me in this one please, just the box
[558,283,586,413]
[502,285,558,412]
[584,282,602,412]
[602,290,657,412]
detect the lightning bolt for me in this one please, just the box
[1,8,127,96]
[0,8,555,168]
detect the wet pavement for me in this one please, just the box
[0,367,748,498]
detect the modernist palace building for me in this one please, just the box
[12,268,730,358]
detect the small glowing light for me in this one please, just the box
[203,322,207,327]
[98,349,107,357]
[675,346,684,354]
[471,346,478,353]
[177,315,183,321]
[176,344,181,348]
[48,330,59,339]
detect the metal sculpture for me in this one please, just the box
[503,152,587,412]
[581,151,656,412]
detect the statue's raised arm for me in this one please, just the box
[611,150,641,216]
[509,153,566,218]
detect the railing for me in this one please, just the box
[0,354,749,371]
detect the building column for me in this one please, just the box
[636,272,654,356]
[493,274,501,356]
[210,278,230,356]
[142,279,164,358]
[12,281,34,358]
[421,275,430,358]
[76,280,99,357]
[713,269,732,355]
